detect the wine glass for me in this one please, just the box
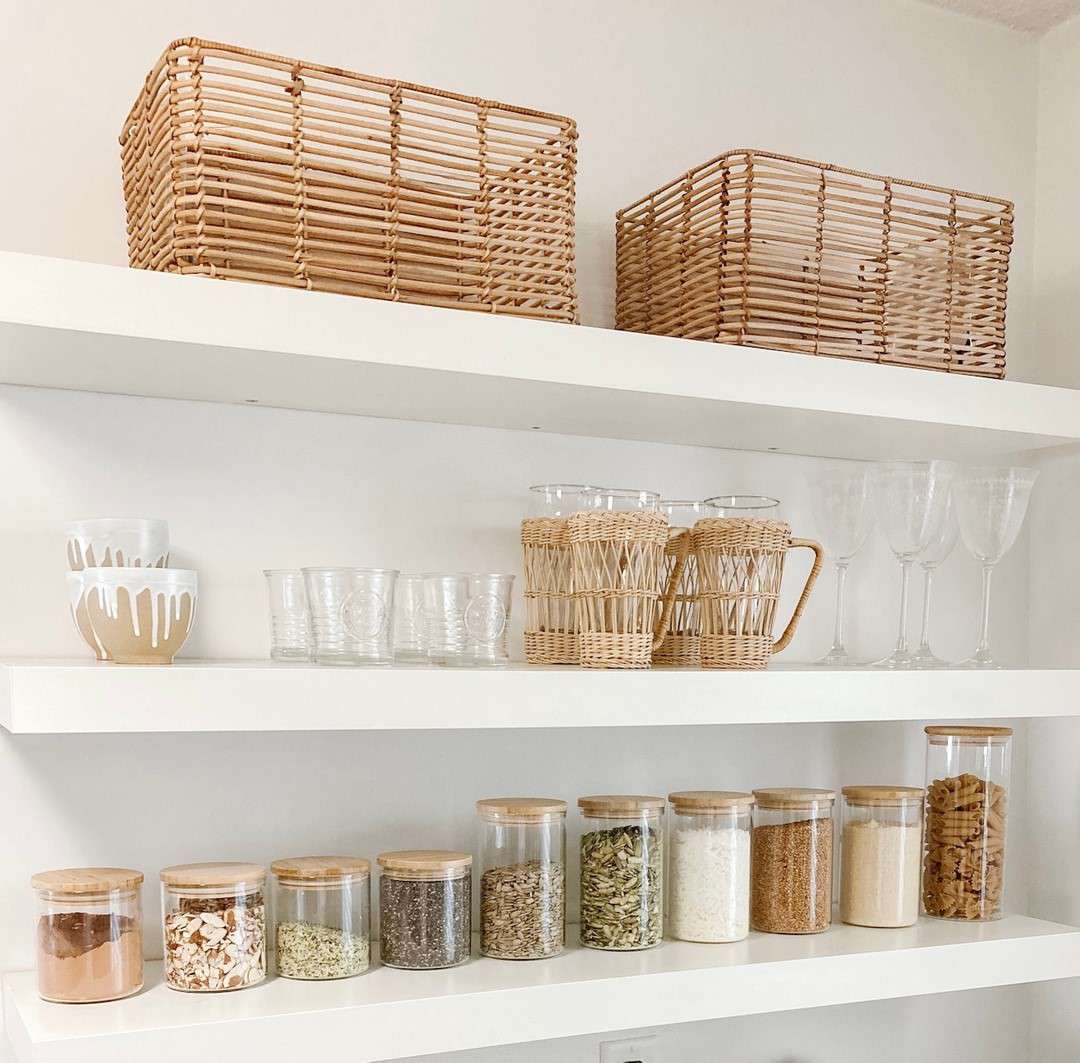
[953,465,1038,668]
[810,462,874,667]
[871,460,957,669]
[910,488,959,669]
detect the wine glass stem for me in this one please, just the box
[917,566,934,653]
[831,561,849,653]
[894,559,912,654]
[976,563,995,657]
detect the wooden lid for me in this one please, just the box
[925,725,1013,743]
[668,790,755,813]
[753,787,836,809]
[376,850,472,879]
[577,794,665,817]
[31,867,144,895]
[476,797,567,822]
[271,856,371,882]
[159,862,266,888]
[842,785,924,806]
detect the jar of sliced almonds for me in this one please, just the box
[160,863,267,992]
[477,798,566,960]
[923,725,1012,921]
[577,795,665,951]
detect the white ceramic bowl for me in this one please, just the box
[66,518,170,571]
[66,571,110,661]
[82,567,197,665]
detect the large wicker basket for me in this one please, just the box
[121,38,578,322]
[616,150,1013,377]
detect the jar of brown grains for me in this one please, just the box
[377,850,472,969]
[751,788,835,935]
[32,867,144,1003]
[477,798,566,960]
[160,862,267,992]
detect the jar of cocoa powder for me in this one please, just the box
[32,867,144,1003]
[160,862,267,992]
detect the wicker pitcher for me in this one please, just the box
[653,501,717,667]
[692,518,823,670]
[570,509,689,669]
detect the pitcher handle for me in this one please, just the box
[652,530,691,652]
[772,537,824,654]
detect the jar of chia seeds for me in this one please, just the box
[377,850,472,969]
[271,856,371,980]
[577,795,665,950]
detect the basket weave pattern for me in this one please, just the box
[653,527,701,667]
[121,38,578,322]
[521,517,578,665]
[616,150,1013,377]
[693,518,822,670]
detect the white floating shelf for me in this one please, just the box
[2,252,1079,460]
[0,659,1075,734]
[4,917,1078,1063]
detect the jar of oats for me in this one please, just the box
[751,788,835,935]
[923,725,1012,921]
[160,863,267,992]
[477,798,566,960]
[377,851,472,969]
[271,856,370,980]
[578,795,665,951]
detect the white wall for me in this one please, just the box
[1025,14,1080,1062]
[0,1,1058,1061]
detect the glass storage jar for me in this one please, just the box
[667,791,753,943]
[160,862,267,992]
[271,856,370,980]
[840,786,924,928]
[751,788,835,934]
[477,798,566,959]
[578,795,665,950]
[377,851,472,969]
[32,867,144,1003]
[923,724,1012,921]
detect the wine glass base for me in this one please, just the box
[909,650,952,669]
[812,649,866,668]
[871,649,919,670]
[956,655,1005,670]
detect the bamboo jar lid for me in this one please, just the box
[31,867,144,895]
[668,790,755,813]
[925,725,1013,744]
[578,794,665,818]
[842,785,925,806]
[271,856,371,883]
[377,850,472,880]
[160,862,266,889]
[476,797,567,823]
[753,787,837,809]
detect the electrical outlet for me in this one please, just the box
[599,1034,658,1063]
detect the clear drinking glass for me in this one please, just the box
[263,570,312,661]
[462,574,515,666]
[911,490,960,668]
[303,568,398,665]
[529,484,601,517]
[704,495,781,517]
[590,488,660,513]
[423,573,468,664]
[953,466,1038,668]
[392,574,427,663]
[871,460,956,669]
[810,463,874,667]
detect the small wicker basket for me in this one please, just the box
[616,150,1013,377]
[121,38,578,323]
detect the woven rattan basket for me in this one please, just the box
[121,38,578,322]
[616,150,1013,377]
